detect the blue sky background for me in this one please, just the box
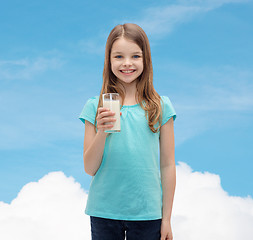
[0,0,252,203]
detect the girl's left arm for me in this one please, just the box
[159,116,176,222]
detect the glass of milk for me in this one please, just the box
[102,93,121,133]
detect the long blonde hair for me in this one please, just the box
[94,23,163,134]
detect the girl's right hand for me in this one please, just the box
[96,107,117,136]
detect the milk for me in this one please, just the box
[103,99,121,132]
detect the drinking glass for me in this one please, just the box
[102,93,121,133]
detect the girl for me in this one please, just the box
[79,23,176,240]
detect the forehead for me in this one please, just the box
[111,38,142,53]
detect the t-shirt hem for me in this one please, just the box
[79,116,95,125]
[85,209,162,221]
[161,114,176,127]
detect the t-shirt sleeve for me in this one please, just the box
[79,96,98,126]
[161,96,177,126]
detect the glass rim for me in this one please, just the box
[102,93,119,96]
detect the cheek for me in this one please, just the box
[111,62,116,71]
[111,61,120,71]
[139,62,144,72]
[110,62,119,76]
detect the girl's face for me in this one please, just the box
[110,37,143,85]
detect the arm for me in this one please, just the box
[83,109,122,176]
[159,116,176,221]
[83,120,107,176]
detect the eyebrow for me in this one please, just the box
[111,51,142,54]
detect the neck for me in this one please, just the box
[116,79,138,104]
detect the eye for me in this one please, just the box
[133,55,141,58]
[115,55,122,59]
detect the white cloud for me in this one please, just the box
[76,0,250,54]
[0,172,90,240]
[78,38,105,55]
[0,57,64,80]
[135,0,249,36]
[170,64,253,111]
[0,110,80,150]
[159,63,253,145]
[173,162,253,240]
[0,164,252,240]
[0,86,81,150]
[137,5,203,36]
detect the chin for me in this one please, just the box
[118,78,138,84]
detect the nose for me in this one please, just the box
[123,57,132,66]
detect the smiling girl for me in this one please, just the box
[79,23,177,240]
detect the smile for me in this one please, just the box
[120,70,136,74]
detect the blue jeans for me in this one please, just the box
[90,216,162,240]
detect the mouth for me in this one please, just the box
[120,70,136,75]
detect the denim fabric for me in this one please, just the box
[90,216,162,240]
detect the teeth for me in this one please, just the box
[121,70,134,73]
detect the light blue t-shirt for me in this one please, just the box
[79,95,176,220]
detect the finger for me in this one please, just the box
[102,110,115,118]
[98,107,109,114]
[97,108,108,119]
[97,108,114,120]
[97,114,116,125]
[100,117,116,125]
[101,124,114,129]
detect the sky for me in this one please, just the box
[0,0,253,239]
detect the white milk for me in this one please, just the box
[103,99,121,132]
